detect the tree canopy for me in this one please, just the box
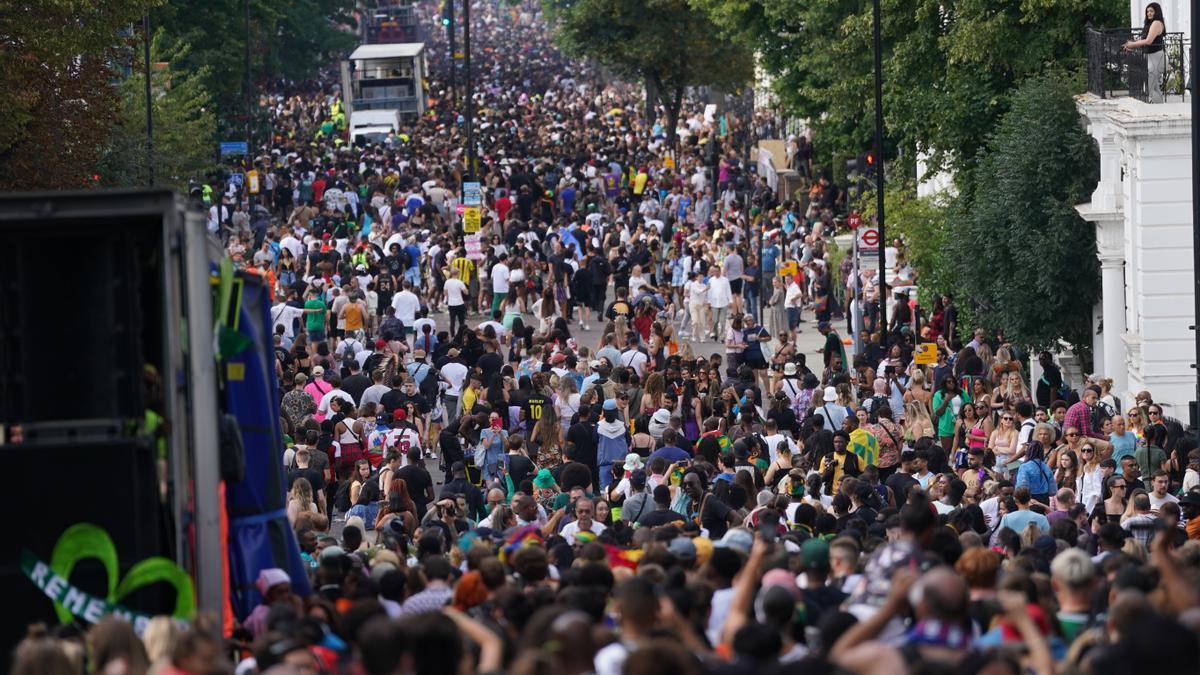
[948,75,1101,354]
[0,0,158,189]
[690,0,1124,184]
[98,34,218,191]
[544,0,753,145]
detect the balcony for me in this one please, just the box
[1086,27,1188,103]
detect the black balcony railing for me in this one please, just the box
[1086,26,1188,103]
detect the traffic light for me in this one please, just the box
[441,0,452,26]
[847,152,878,182]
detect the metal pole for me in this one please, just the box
[448,0,457,107]
[1191,0,1200,428]
[872,0,888,350]
[143,12,154,186]
[242,0,252,160]
[464,0,475,178]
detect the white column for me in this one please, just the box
[1100,253,1127,395]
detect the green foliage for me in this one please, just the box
[948,74,1101,355]
[544,0,753,141]
[98,33,218,190]
[153,0,356,142]
[689,0,1123,184]
[856,185,952,308]
[0,0,159,189]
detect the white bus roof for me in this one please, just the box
[349,43,424,61]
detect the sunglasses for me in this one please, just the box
[1149,410,1162,416]
[1081,447,1095,453]
[1001,416,1013,421]
[1066,432,1079,437]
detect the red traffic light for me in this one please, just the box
[865,152,876,165]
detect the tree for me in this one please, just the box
[153,0,356,147]
[689,0,1124,185]
[0,1,158,189]
[947,74,1101,355]
[856,185,952,308]
[98,33,218,191]
[544,0,753,148]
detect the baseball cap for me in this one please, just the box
[800,538,830,572]
[668,537,697,563]
[714,528,754,555]
[603,399,618,411]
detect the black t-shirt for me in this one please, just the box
[342,374,371,405]
[478,352,503,385]
[396,464,433,518]
[695,494,734,539]
[379,389,406,415]
[640,508,687,528]
[506,453,536,489]
[288,466,326,494]
[566,423,598,467]
[525,393,549,426]
[885,471,919,503]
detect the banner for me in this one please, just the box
[20,523,194,635]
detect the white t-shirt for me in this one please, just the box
[1150,492,1179,512]
[560,520,606,539]
[479,320,507,341]
[619,349,649,378]
[686,279,709,305]
[444,278,468,306]
[440,361,469,396]
[762,433,799,463]
[317,389,355,417]
[270,303,305,339]
[391,290,420,326]
[492,262,511,294]
[707,277,732,308]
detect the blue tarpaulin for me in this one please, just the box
[223,272,311,620]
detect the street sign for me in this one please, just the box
[228,172,244,188]
[778,261,798,277]
[463,181,482,206]
[246,170,261,194]
[857,226,880,249]
[847,212,862,229]
[914,342,938,365]
[219,141,248,156]
[463,207,481,233]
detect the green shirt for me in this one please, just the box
[304,299,326,331]
[931,390,964,437]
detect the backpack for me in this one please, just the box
[417,363,440,400]
[1092,400,1115,432]
[867,395,889,423]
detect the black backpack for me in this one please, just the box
[867,395,889,423]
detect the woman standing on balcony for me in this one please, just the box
[1124,3,1167,103]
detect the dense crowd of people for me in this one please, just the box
[16,2,1200,674]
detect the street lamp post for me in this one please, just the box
[464,0,475,179]
[143,12,154,186]
[872,0,887,350]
